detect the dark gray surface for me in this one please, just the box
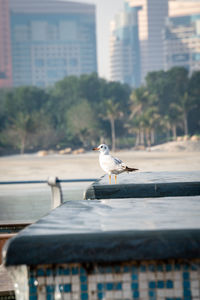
[3,196,200,266]
[84,171,200,199]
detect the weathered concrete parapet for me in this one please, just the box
[2,198,200,299]
[84,171,200,200]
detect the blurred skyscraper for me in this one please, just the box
[110,0,168,85]
[110,3,141,87]
[164,1,200,74]
[110,0,200,87]
[169,1,200,17]
[0,0,97,87]
[0,0,12,87]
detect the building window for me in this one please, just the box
[47,59,66,67]
[192,53,200,61]
[69,58,78,67]
[35,81,45,87]
[172,54,189,62]
[35,59,44,67]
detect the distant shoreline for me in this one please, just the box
[1,139,200,159]
[0,145,200,182]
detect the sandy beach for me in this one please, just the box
[1,148,199,255]
[1,146,200,224]
[0,148,200,181]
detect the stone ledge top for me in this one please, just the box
[3,196,200,266]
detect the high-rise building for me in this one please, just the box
[163,1,200,74]
[110,3,141,87]
[110,0,200,86]
[123,0,168,82]
[169,1,200,18]
[163,13,200,74]
[6,0,97,87]
[0,0,12,88]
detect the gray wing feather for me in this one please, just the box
[113,156,126,169]
[113,156,122,164]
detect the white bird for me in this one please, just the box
[93,144,138,184]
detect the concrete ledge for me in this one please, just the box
[84,171,200,200]
[3,197,200,266]
[85,181,200,200]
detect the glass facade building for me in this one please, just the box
[110,3,141,87]
[164,14,200,74]
[0,0,12,87]
[124,0,168,82]
[9,0,97,87]
[169,1,200,18]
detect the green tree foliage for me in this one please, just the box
[1,86,50,153]
[188,71,200,134]
[144,67,200,143]
[129,86,160,147]
[50,73,131,151]
[99,81,131,151]
[66,99,99,147]
[100,99,121,152]
[79,73,107,105]
[0,68,199,155]
[0,89,8,130]
[48,76,80,129]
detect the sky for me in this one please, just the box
[69,0,125,79]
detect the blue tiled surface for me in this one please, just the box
[133,290,139,298]
[46,294,54,300]
[140,265,146,272]
[166,280,173,288]
[29,296,37,300]
[63,284,71,293]
[81,283,88,292]
[72,267,79,275]
[183,272,190,280]
[157,264,163,271]
[46,269,52,276]
[157,280,165,288]
[115,282,122,290]
[81,293,88,300]
[46,285,54,293]
[63,267,70,275]
[27,260,200,300]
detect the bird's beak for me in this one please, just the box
[93,147,99,151]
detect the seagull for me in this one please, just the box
[93,144,138,184]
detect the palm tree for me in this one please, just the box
[11,112,39,154]
[130,87,148,146]
[167,103,182,140]
[142,106,161,148]
[129,86,160,147]
[178,91,196,136]
[101,99,122,152]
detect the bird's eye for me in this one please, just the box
[101,146,103,148]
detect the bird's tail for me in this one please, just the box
[125,166,138,172]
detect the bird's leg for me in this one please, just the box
[109,175,111,184]
[115,175,117,184]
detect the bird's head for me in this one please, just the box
[93,144,109,154]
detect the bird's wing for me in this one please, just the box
[113,156,122,164]
[111,155,126,169]
[100,154,127,173]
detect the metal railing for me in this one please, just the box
[0,177,97,209]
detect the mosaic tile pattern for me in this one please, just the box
[28,260,200,300]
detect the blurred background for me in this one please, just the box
[0,0,200,223]
[0,0,200,155]
[0,2,200,295]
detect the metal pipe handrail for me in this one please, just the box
[0,177,97,209]
[0,178,97,185]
